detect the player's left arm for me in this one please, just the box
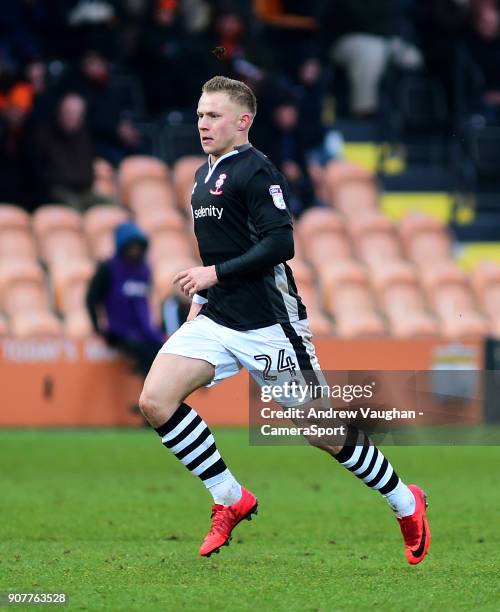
[173,169,294,297]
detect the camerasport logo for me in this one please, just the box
[210,173,227,195]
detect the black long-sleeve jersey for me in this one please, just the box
[191,143,307,331]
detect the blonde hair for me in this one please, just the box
[202,76,257,116]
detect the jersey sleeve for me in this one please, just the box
[245,168,293,234]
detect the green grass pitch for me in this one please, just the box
[1,429,499,611]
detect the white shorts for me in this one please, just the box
[159,315,325,407]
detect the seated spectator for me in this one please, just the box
[132,0,200,115]
[33,93,110,210]
[62,49,142,164]
[463,0,500,124]
[86,222,165,377]
[320,0,423,117]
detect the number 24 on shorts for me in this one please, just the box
[253,349,297,380]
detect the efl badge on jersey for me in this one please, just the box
[210,173,227,196]
[269,185,286,210]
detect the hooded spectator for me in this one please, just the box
[86,221,165,377]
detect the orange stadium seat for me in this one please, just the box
[84,205,129,260]
[0,259,43,293]
[172,156,206,214]
[296,208,352,266]
[333,179,379,218]
[33,205,82,236]
[118,155,170,205]
[323,161,378,217]
[135,206,185,235]
[316,259,366,310]
[318,260,385,337]
[33,205,88,265]
[129,177,177,216]
[51,259,94,337]
[51,260,94,314]
[0,203,30,228]
[148,215,197,263]
[349,212,402,266]
[40,230,89,267]
[0,229,37,263]
[63,310,93,337]
[470,262,500,336]
[9,310,62,337]
[323,160,374,200]
[399,213,452,267]
[371,260,438,337]
[0,261,48,316]
[0,204,37,262]
[287,258,333,335]
[420,263,487,338]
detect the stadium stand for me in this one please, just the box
[0,0,499,346]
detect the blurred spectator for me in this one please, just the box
[417,0,470,86]
[463,0,500,124]
[65,0,120,60]
[132,0,201,115]
[86,222,165,377]
[62,49,142,164]
[0,85,37,207]
[24,59,56,125]
[33,93,109,210]
[293,55,343,191]
[258,94,326,217]
[319,0,423,117]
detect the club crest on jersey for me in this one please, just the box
[269,185,286,210]
[210,173,227,196]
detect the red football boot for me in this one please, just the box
[199,487,258,557]
[397,484,431,565]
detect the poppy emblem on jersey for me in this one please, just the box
[210,173,227,196]
[269,185,286,210]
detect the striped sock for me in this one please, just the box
[155,403,241,506]
[335,426,415,517]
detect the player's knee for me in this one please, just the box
[138,387,178,422]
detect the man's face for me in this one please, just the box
[123,241,146,263]
[197,91,243,158]
[58,95,85,132]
